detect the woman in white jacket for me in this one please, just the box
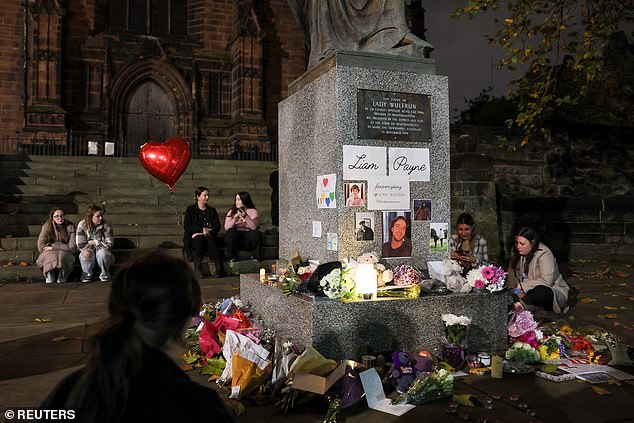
[76,204,114,282]
[508,226,569,314]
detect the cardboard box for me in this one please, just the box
[291,361,347,394]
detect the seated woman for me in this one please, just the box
[76,205,114,283]
[508,226,569,314]
[224,191,262,261]
[449,213,488,275]
[36,207,76,283]
[183,186,224,278]
[40,250,235,422]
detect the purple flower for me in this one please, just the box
[508,310,538,338]
[474,279,486,289]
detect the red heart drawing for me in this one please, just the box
[322,178,329,188]
[139,137,191,191]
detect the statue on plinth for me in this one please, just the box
[288,0,434,69]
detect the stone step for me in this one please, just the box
[0,232,279,252]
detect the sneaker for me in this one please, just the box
[99,275,111,282]
[81,273,92,283]
[45,272,54,284]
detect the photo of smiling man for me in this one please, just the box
[381,211,412,258]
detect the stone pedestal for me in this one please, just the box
[278,51,450,268]
[241,274,508,361]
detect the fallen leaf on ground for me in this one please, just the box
[453,394,475,407]
[569,315,575,320]
[604,306,618,310]
[615,271,630,277]
[598,314,618,319]
[51,336,68,343]
[19,261,29,266]
[608,379,622,386]
[35,317,53,323]
[579,297,596,304]
[618,283,628,287]
[591,385,612,395]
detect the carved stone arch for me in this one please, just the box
[108,58,194,152]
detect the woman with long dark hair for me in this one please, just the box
[224,191,262,261]
[183,186,224,278]
[36,207,76,283]
[508,226,569,314]
[41,250,235,422]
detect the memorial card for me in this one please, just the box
[316,173,336,209]
[388,147,430,181]
[344,182,366,207]
[366,176,410,210]
[327,233,338,251]
[413,199,432,221]
[354,212,375,242]
[343,145,386,180]
[381,211,412,259]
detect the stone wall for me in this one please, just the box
[450,122,634,263]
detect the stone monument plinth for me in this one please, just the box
[278,51,450,268]
[241,274,508,361]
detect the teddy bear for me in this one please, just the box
[390,350,420,393]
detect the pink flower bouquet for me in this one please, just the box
[465,265,506,292]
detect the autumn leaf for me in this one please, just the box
[603,306,618,310]
[51,336,68,343]
[181,350,200,365]
[598,314,618,319]
[591,385,612,395]
[180,364,193,372]
[35,317,53,323]
[579,297,596,304]
[453,394,475,407]
[615,271,629,277]
[618,283,628,287]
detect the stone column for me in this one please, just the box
[278,52,450,269]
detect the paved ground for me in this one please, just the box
[1,259,633,422]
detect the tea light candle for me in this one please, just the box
[478,352,492,366]
[259,268,266,283]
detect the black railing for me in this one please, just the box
[0,135,278,161]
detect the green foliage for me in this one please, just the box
[453,0,634,143]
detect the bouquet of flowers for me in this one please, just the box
[391,369,454,405]
[538,335,568,361]
[441,313,471,345]
[465,264,507,292]
[393,264,423,286]
[319,267,356,300]
[506,341,541,363]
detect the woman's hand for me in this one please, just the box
[202,227,210,236]
[43,246,53,252]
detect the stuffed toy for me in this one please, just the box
[390,350,419,393]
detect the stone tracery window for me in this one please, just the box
[109,0,186,36]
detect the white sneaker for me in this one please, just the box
[45,272,54,284]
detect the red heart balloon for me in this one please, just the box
[139,137,191,192]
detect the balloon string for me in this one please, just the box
[169,191,181,226]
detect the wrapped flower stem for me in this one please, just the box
[391,369,454,405]
[377,283,421,299]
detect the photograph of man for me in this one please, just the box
[382,212,412,258]
[355,212,375,241]
[345,183,365,207]
[413,199,432,221]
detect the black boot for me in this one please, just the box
[193,254,204,279]
[214,260,226,278]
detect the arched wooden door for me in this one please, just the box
[125,80,175,155]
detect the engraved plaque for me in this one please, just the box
[357,89,431,141]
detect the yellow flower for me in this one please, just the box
[560,325,574,336]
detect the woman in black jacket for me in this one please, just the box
[183,186,225,278]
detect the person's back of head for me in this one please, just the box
[67,250,201,422]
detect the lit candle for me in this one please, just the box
[356,264,377,300]
[260,268,266,283]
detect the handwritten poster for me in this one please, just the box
[388,147,430,181]
[366,176,410,210]
[343,145,386,180]
[316,174,337,208]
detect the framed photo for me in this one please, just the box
[413,199,432,221]
[354,212,375,241]
[430,222,449,252]
[381,211,412,258]
[345,182,366,207]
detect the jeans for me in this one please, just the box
[79,248,114,278]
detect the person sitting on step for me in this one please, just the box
[224,191,262,261]
[36,207,76,283]
[40,250,235,422]
[76,204,114,283]
[183,186,225,278]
